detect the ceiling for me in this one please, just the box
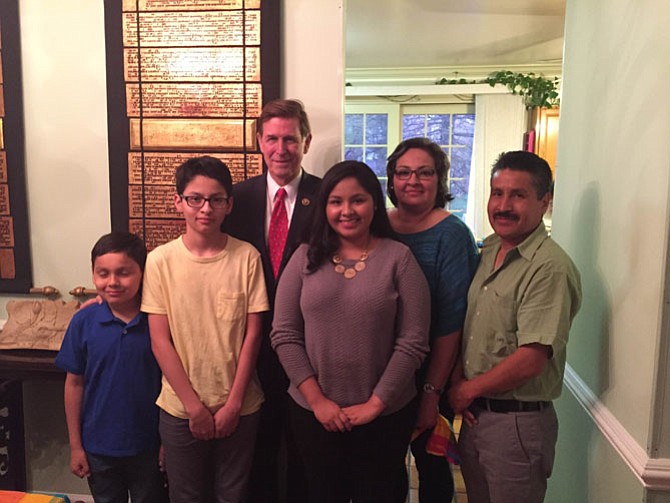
[345,0,566,70]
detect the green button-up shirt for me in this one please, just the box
[462,223,582,401]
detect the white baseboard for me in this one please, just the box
[564,364,670,491]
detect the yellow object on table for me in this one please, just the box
[0,491,68,503]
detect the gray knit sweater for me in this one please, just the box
[270,239,430,415]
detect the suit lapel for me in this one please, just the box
[281,173,317,271]
[247,176,268,257]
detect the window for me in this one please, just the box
[344,102,474,218]
[344,104,399,201]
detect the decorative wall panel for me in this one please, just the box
[104,0,279,249]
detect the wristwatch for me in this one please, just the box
[422,382,443,395]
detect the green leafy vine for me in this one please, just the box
[437,71,560,109]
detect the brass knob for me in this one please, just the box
[28,286,60,296]
[69,287,97,297]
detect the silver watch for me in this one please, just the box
[422,382,443,395]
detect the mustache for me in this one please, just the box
[493,211,519,220]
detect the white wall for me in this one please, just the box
[10,1,111,492]
[0,0,111,315]
[5,0,344,493]
[548,0,670,499]
[282,0,344,176]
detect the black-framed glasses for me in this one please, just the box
[180,194,229,209]
[394,167,437,180]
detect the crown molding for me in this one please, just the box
[345,63,563,87]
[345,83,509,98]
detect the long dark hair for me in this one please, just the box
[386,137,453,208]
[306,161,394,273]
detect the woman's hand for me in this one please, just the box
[414,392,439,435]
[297,377,351,432]
[312,397,352,432]
[343,394,386,426]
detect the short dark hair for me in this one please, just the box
[386,137,453,208]
[491,151,554,199]
[175,155,233,197]
[91,231,147,272]
[306,161,394,272]
[257,99,311,139]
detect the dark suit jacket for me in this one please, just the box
[225,171,321,394]
[226,171,321,301]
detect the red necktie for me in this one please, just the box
[268,188,288,278]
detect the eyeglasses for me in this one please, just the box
[180,194,229,209]
[394,167,437,180]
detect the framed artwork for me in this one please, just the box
[104,0,280,249]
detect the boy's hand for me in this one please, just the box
[187,403,215,440]
[70,447,90,478]
[213,403,240,438]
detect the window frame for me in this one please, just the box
[344,101,475,213]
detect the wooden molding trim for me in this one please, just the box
[564,364,670,491]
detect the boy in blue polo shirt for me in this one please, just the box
[56,232,167,503]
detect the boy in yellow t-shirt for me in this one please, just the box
[141,156,269,503]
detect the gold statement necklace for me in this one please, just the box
[332,248,369,279]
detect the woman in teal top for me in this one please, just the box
[387,137,479,503]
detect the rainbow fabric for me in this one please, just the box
[425,414,461,465]
[0,491,69,503]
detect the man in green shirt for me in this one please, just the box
[449,151,582,503]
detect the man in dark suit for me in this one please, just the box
[226,99,321,503]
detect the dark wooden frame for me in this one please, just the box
[0,0,32,293]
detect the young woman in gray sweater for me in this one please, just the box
[271,161,430,503]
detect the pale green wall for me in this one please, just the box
[5,0,343,493]
[549,0,670,500]
[547,392,645,502]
